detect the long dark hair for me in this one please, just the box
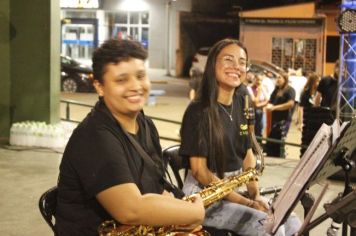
[276,71,290,97]
[303,72,319,95]
[195,38,248,178]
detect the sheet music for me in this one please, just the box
[264,120,345,234]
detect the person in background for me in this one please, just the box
[298,72,320,130]
[265,72,296,158]
[262,70,275,98]
[180,38,301,235]
[189,68,203,100]
[247,73,269,137]
[55,39,205,236]
[314,60,339,114]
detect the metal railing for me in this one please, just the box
[60,99,303,155]
[60,99,181,142]
[61,99,93,122]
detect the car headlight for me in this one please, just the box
[79,73,90,81]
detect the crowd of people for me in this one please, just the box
[53,37,340,236]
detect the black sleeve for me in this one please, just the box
[286,86,296,101]
[179,102,208,159]
[317,78,327,94]
[299,90,309,107]
[269,88,277,104]
[66,126,135,198]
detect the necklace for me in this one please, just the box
[218,100,234,121]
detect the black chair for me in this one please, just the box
[162,144,186,189]
[39,186,58,236]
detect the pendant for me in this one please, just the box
[229,115,233,121]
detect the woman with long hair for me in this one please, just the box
[300,72,320,108]
[298,72,320,129]
[180,38,300,235]
[265,72,296,157]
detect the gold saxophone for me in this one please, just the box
[98,168,259,236]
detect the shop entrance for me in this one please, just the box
[61,18,98,65]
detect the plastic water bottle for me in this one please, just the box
[9,123,19,146]
[28,122,36,147]
[53,125,65,148]
[9,121,66,148]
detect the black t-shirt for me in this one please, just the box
[179,93,251,172]
[317,76,338,108]
[55,99,164,236]
[299,89,313,108]
[270,86,296,123]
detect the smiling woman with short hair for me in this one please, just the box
[55,39,205,236]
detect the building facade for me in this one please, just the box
[240,2,340,76]
[60,0,191,71]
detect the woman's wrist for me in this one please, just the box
[246,199,254,207]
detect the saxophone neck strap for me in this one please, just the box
[122,115,185,199]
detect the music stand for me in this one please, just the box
[300,148,356,236]
[263,118,356,235]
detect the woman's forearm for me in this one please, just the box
[135,193,205,226]
[272,100,294,111]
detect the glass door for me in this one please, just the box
[61,18,98,65]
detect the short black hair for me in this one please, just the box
[92,39,148,83]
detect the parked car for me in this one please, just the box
[248,59,285,80]
[189,47,285,80]
[61,55,94,93]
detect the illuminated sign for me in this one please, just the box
[60,0,99,9]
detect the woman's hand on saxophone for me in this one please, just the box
[251,196,269,212]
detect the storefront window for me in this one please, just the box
[141,12,149,24]
[130,27,139,40]
[142,27,149,48]
[110,11,149,48]
[61,18,97,65]
[116,12,128,24]
[130,12,139,24]
[272,37,316,74]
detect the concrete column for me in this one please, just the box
[0,0,11,142]
[10,1,60,123]
[0,0,60,143]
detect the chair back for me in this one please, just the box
[39,186,58,235]
[162,145,185,189]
